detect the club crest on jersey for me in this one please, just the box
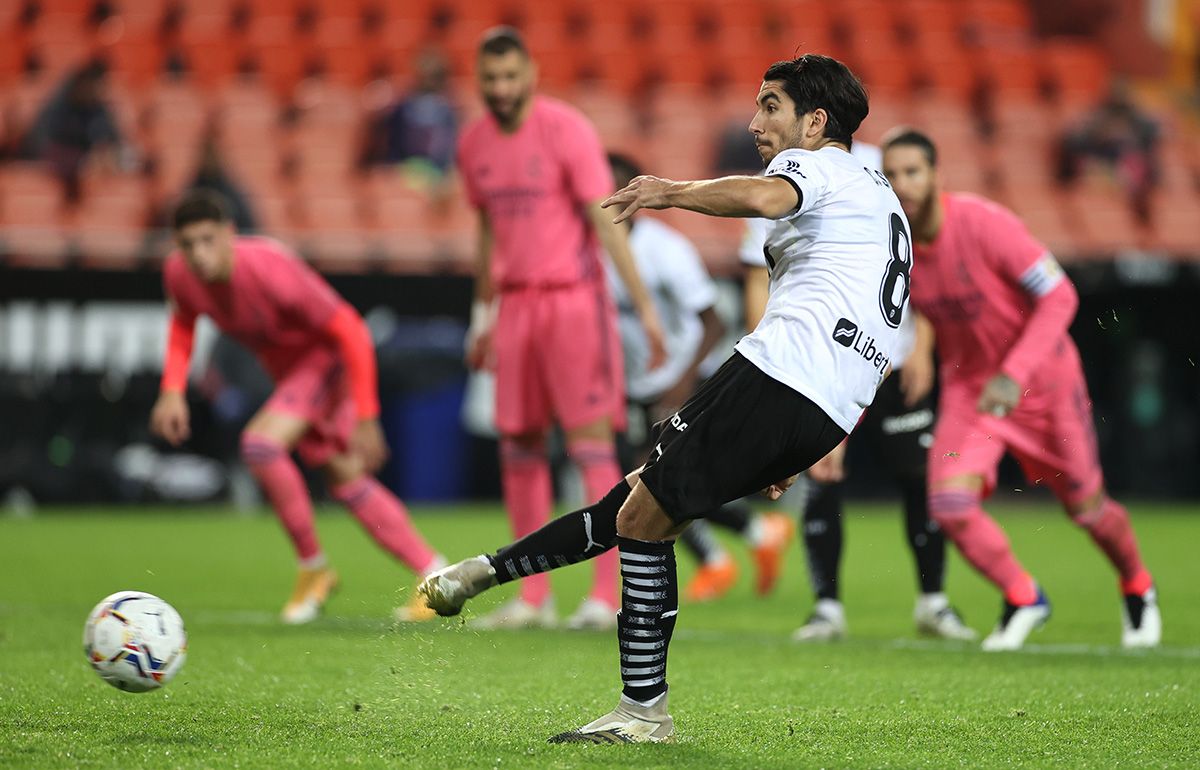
[832,318,890,375]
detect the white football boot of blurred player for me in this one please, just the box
[565,598,618,630]
[791,598,847,642]
[1120,586,1161,649]
[981,589,1051,651]
[914,593,977,640]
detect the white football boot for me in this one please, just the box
[914,593,978,641]
[417,555,498,617]
[565,598,618,631]
[981,589,1051,651]
[791,599,847,642]
[1121,587,1161,649]
[548,693,675,744]
[467,597,557,630]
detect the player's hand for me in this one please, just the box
[150,391,191,447]
[762,473,800,501]
[977,373,1021,418]
[640,305,668,371]
[352,419,390,474]
[898,352,935,407]
[601,175,676,224]
[465,326,492,370]
[808,439,848,483]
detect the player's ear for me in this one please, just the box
[810,108,829,139]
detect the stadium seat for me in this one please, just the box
[73,172,152,269]
[1040,39,1111,108]
[1066,186,1145,255]
[0,163,66,227]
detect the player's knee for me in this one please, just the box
[240,431,284,468]
[499,434,546,468]
[927,489,980,533]
[615,487,674,541]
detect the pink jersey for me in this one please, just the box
[164,236,345,379]
[910,193,1081,392]
[457,96,614,289]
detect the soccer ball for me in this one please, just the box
[83,591,187,692]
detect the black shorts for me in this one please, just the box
[638,352,846,524]
[857,371,934,479]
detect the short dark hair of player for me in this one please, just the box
[172,190,232,231]
[607,152,642,189]
[762,55,869,147]
[881,127,938,167]
[479,26,528,58]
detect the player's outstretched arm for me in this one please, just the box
[324,305,389,473]
[601,175,799,224]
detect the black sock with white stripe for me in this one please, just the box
[617,536,678,705]
[487,480,630,585]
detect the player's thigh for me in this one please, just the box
[639,353,845,524]
[1006,383,1104,506]
[492,292,552,435]
[540,284,624,433]
[928,393,1006,497]
[251,357,341,447]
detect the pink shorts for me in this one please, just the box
[929,375,1104,505]
[264,348,356,468]
[493,282,625,435]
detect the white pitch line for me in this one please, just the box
[185,610,1200,659]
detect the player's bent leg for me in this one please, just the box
[240,411,337,625]
[929,477,1047,651]
[550,483,680,744]
[1065,490,1159,648]
[419,476,637,619]
[901,474,975,640]
[565,419,623,628]
[321,453,445,622]
[793,480,847,642]
[496,431,554,619]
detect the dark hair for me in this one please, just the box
[881,127,938,167]
[762,54,868,146]
[607,151,642,187]
[172,190,231,230]
[479,26,528,58]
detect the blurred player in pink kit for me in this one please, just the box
[458,28,666,630]
[881,128,1160,651]
[150,191,444,625]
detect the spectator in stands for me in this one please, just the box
[1057,82,1160,223]
[186,131,258,233]
[361,50,457,190]
[22,59,130,201]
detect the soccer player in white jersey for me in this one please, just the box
[421,54,909,743]
[740,147,975,642]
[605,152,795,605]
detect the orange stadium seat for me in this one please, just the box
[963,0,1032,32]
[1066,186,1145,255]
[73,172,152,269]
[975,44,1041,97]
[1151,194,1200,254]
[1040,39,1111,107]
[0,164,66,227]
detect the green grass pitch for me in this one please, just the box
[1,501,1197,768]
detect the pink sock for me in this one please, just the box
[1073,497,1151,594]
[930,491,1038,606]
[568,438,623,608]
[500,438,552,607]
[241,433,320,561]
[331,477,438,575]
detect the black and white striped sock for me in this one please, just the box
[617,536,678,705]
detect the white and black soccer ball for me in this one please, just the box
[83,591,187,693]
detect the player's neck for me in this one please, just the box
[911,197,945,244]
[496,96,535,133]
